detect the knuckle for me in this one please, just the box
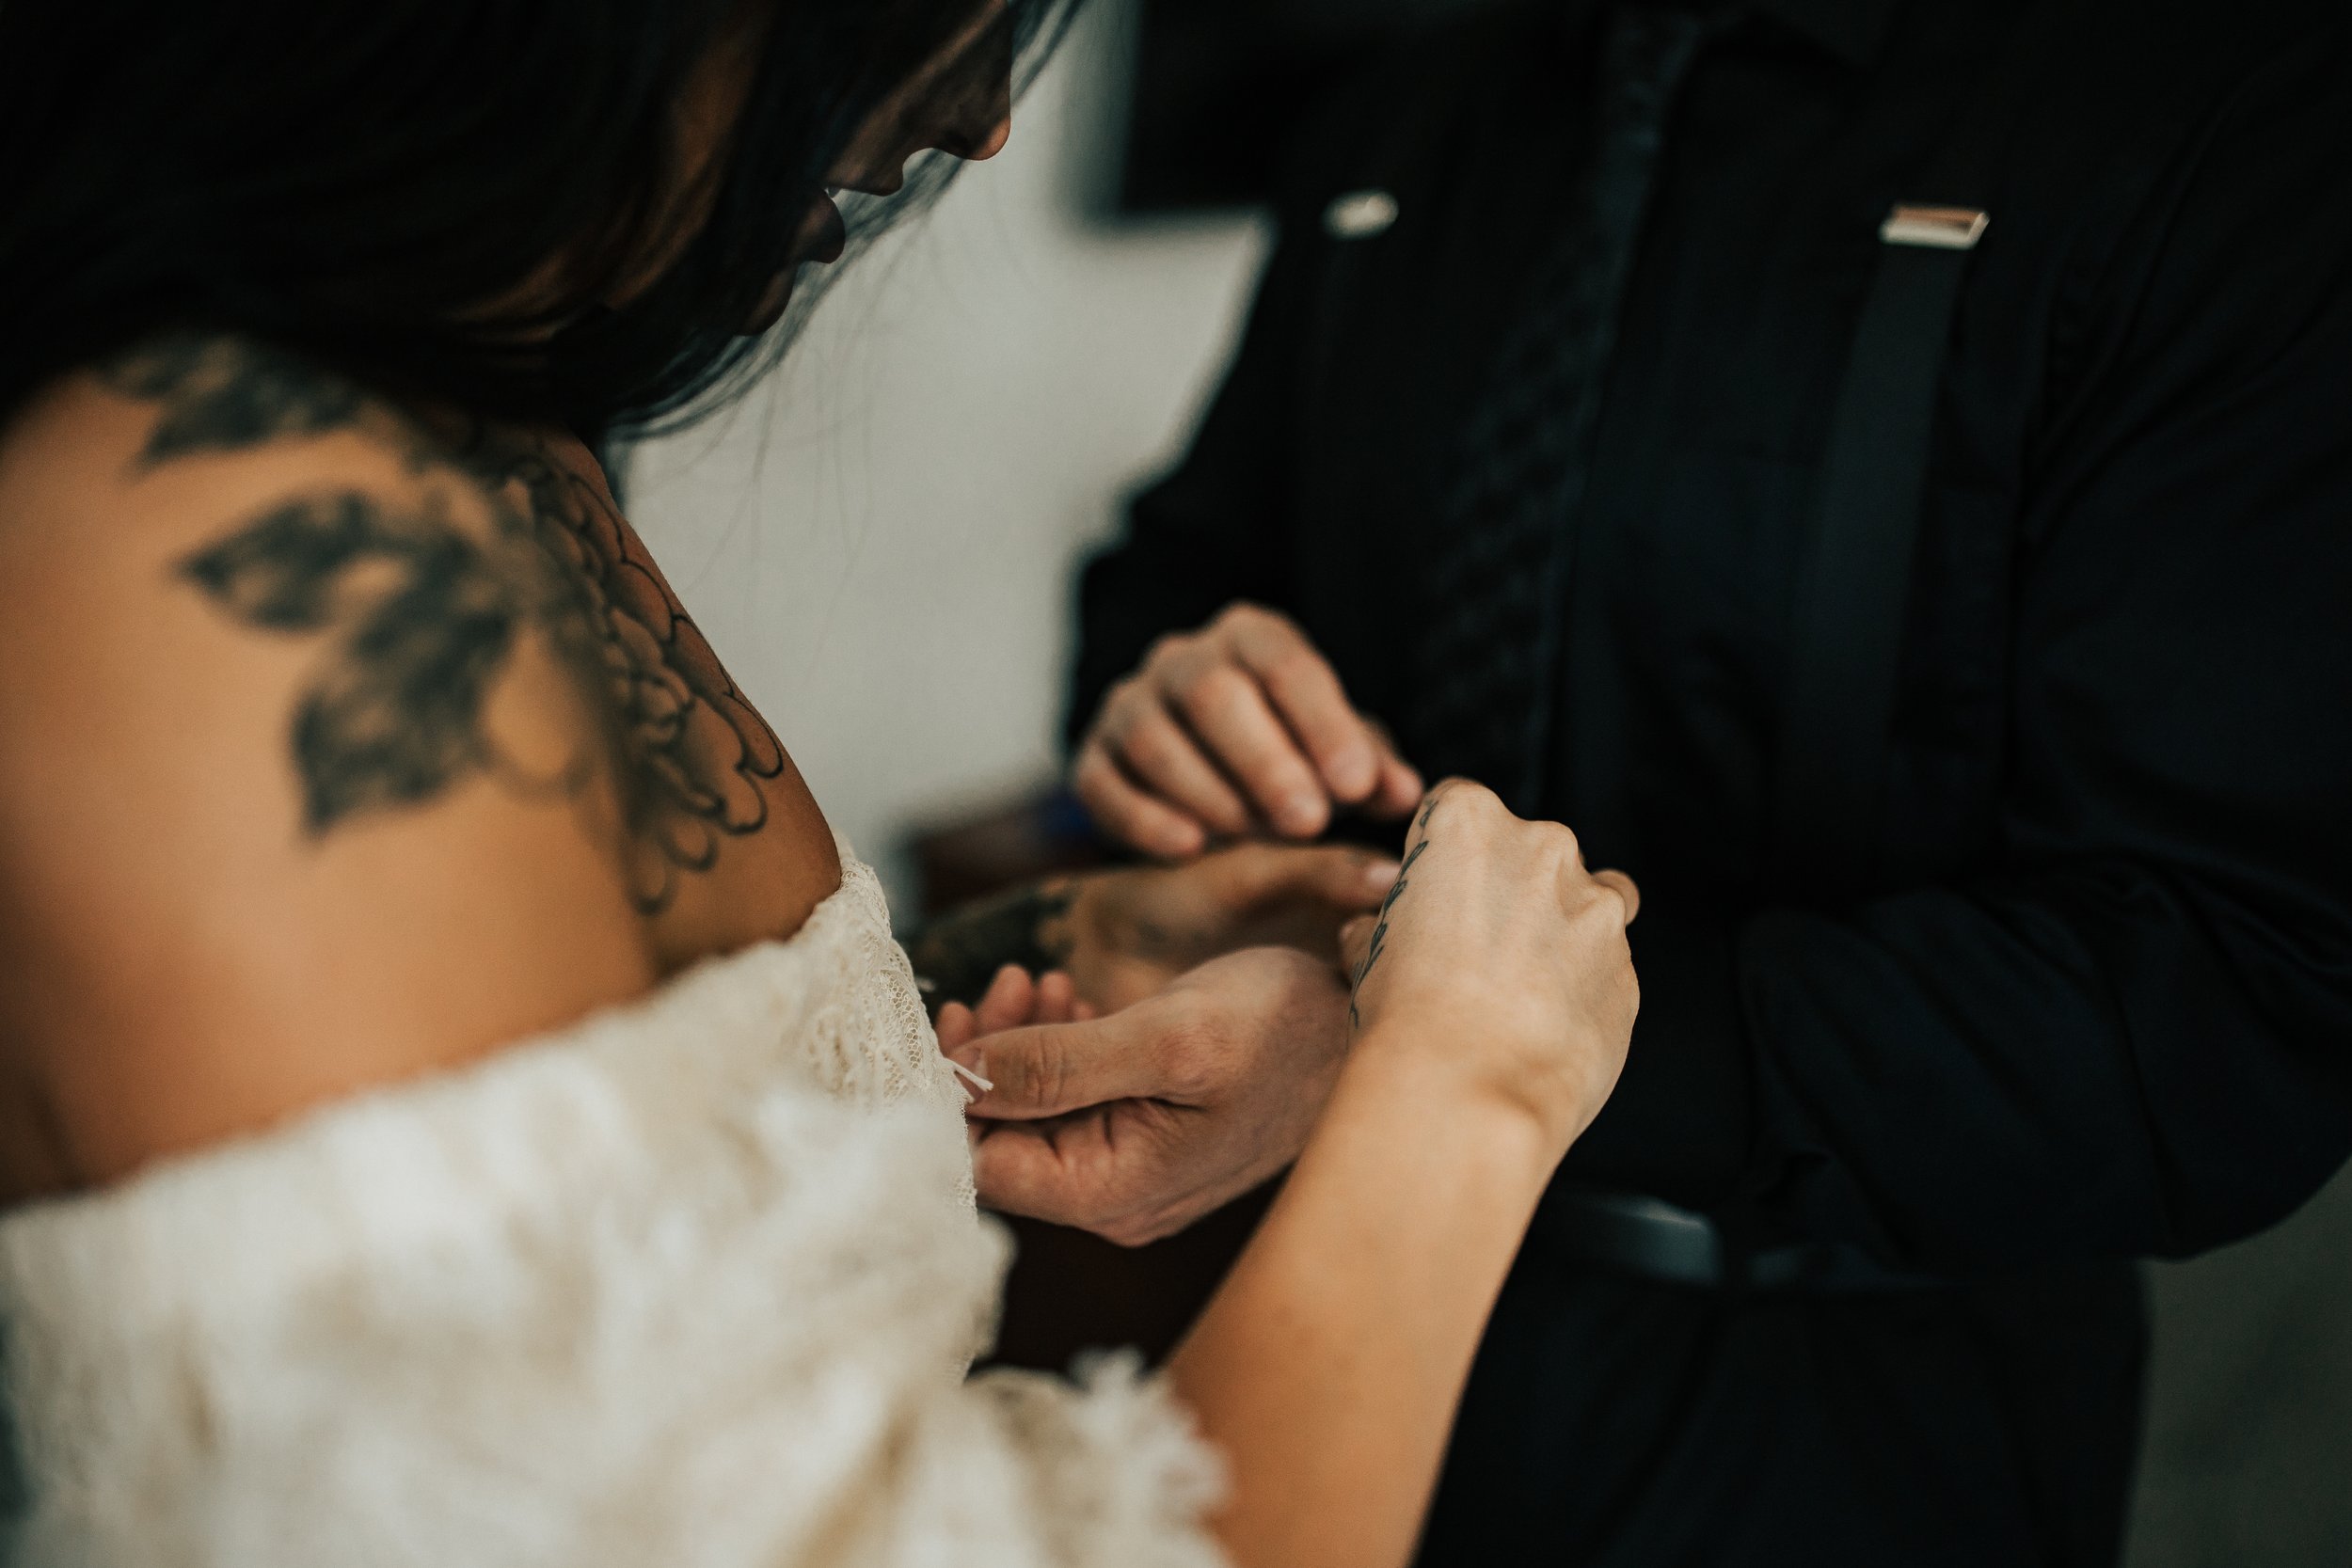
[1097,678,1148,732]
[1073,747,1118,793]
[1215,601,1273,635]
[1037,1047,1075,1113]
[1180,664,1255,723]
[1467,783,1514,820]
[1144,635,1202,683]
[1534,818,1583,861]
[1120,714,1183,771]
[999,1044,1060,1111]
[1263,644,1327,695]
[993,1047,1039,1106]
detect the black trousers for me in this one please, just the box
[1414,1248,2146,1567]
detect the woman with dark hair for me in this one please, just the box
[0,4,1641,1565]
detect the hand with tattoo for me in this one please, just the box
[106,334,796,918]
[907,842,1393,1243]
[1339,780,1643,1157]
[905,841,1400,1016]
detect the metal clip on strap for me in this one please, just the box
[1771,201,1990,894]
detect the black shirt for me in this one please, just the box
[1072,0,2352,1560]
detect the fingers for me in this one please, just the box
[1035,970,1086,1023]
[1160,647,1328,837]
[1296,847,1404,911]
[1370,749,1426,817]
[1100,689,1254,837]
[1357,716,1426,819]
[1206,841,1402,912]
[972,964,1035,1036]
[1588,869,1641,927]
[1073,741,1206,860]
[947,968,1088,1044]
[963,1012,1165,1121]
[1073,603,1430,855]
[1220,608,1383,805]
[1339,912,1376,976]
[970,1123,1080,1224]
[970,1113,1148,1237]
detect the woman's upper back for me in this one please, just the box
[0,335,844,1204]
[0,842,1230,1568]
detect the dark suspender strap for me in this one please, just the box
[1772,28,2053,893]
[1772,235,1980,891]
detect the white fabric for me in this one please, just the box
[0,847,1227,1568]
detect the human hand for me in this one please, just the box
[946,947,1351,1246]
[1058,841,1399,1014]
[935,963,1099,1064]
[907,842,1392,1020]
[1074,602,1422,857]
[1341,782,1641,1158]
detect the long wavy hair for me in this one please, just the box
[0,0,1075,438]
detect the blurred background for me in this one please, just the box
[627,2,2352,1561]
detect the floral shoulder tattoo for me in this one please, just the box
[104,332,786,913]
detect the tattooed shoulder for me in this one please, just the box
[56,331,795,915]
[96,332,375,468]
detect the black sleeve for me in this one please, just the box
[1569,31,2352,1273]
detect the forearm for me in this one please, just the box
[1168,1037,1557,1568]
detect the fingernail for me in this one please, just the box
[1363,860,1403,895]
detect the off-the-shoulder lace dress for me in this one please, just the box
[0,846,1225,1567]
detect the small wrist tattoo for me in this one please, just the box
[906,881,1077,1012]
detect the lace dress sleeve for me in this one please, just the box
[0,897,1229,1568]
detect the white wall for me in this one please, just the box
[629,2,1269,907]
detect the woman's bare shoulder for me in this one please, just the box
[0,337,661,1199]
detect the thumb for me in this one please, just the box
[965,1009,1166,1122]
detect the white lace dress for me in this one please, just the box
[0,847,1227,1568]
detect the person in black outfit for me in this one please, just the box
[1064,0,2352,1561]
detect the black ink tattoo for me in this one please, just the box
[1349,837,1428,1031]
[180,492,525,833]
[102,334,368,467]
[112,332,789,912]
[906,881,1077,1013]
[483,451,788,910]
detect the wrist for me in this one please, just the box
[1333,1024,1567,1183]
